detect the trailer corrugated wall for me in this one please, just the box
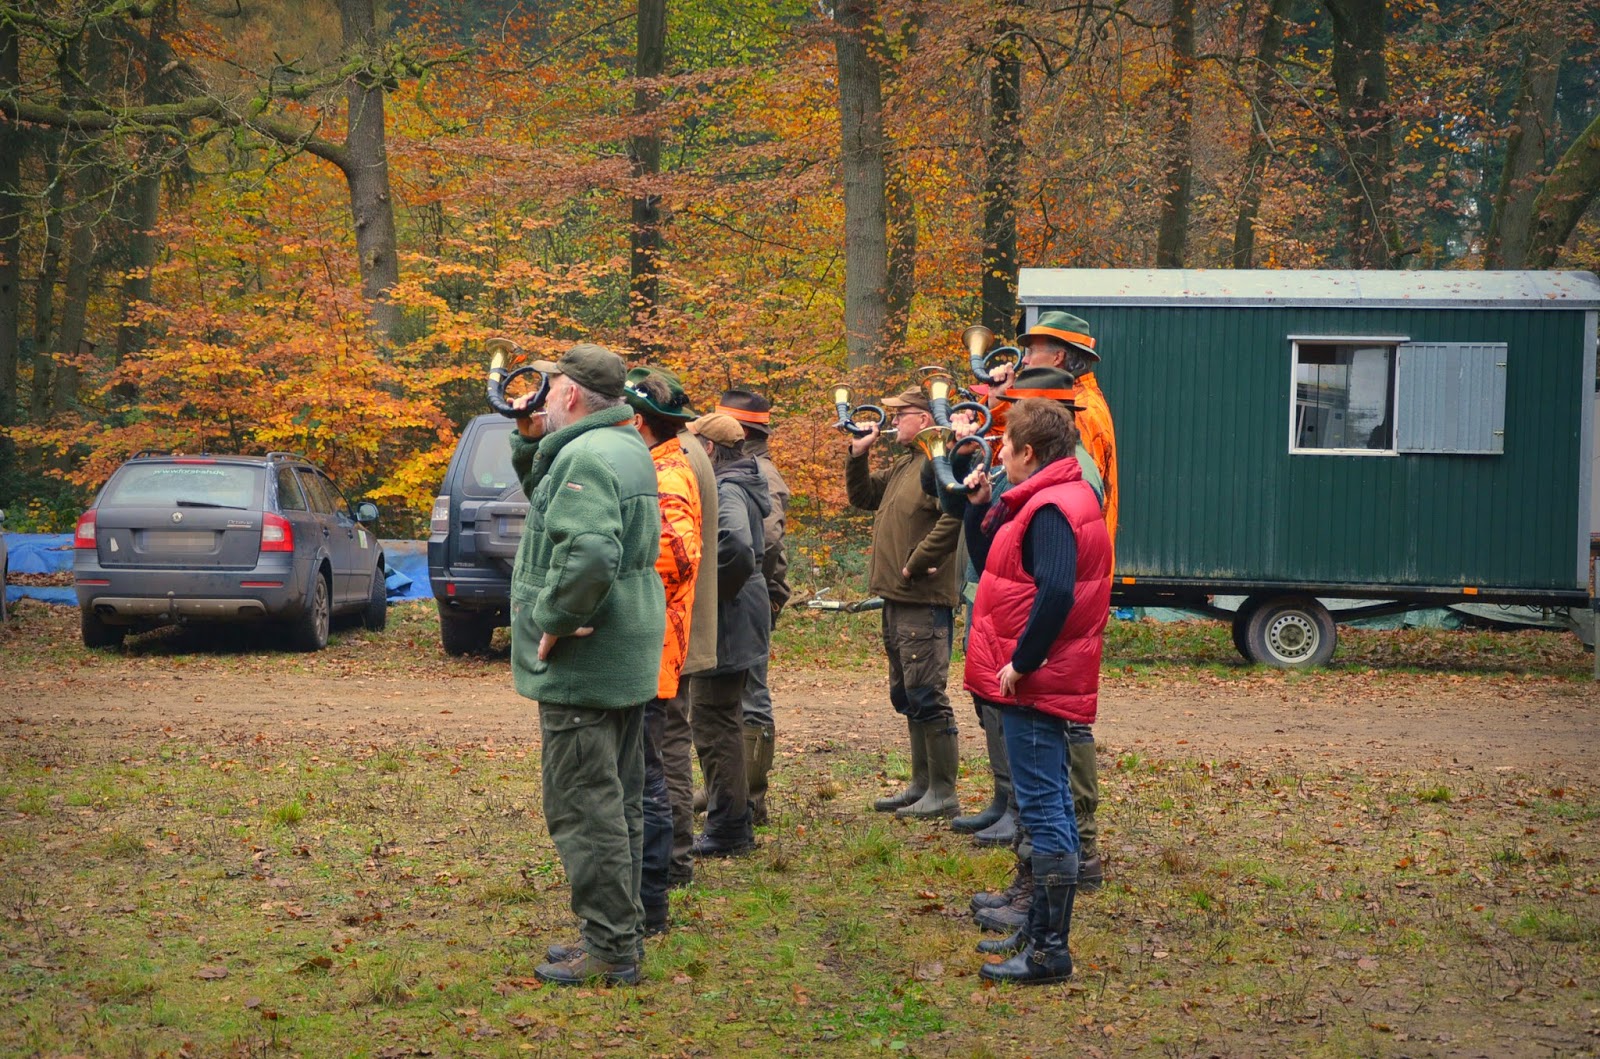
[1034,304,1589,592]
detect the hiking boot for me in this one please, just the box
[1077,853,1104,892]
[970,857,1032,914]
[690,831,754,858]
[534,951,640,986]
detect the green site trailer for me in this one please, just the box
[1017,268,1600,667]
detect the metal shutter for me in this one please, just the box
[1395,342,1507,454]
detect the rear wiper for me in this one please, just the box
[174,499,246,509]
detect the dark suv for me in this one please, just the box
[73,452,387,650]
[428,414,526,655]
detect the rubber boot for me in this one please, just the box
[973,805,1018,847]
[897,722,960,819]
[873,719,928,812]
[979,854,1076,985]
[1070,735,1104,891]
[953,706,1010,832]
[745,724,775,826]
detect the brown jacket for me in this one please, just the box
[846,448,962,607]
[679,427,720,676]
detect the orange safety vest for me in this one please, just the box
[1072,373,1118,564]
[650,437,703,699]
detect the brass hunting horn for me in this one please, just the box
[962,325,1022,386]
[911,426,993,494]
[830,383,891,439]
[485,338,551,418]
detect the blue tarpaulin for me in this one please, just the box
[4,533,434,606]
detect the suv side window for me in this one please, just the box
[297,469,336,515]
[276,467,308,511]
[317,471,353,519]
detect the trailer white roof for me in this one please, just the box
[1018,269,1600,310]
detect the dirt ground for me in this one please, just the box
[9,657,1598,779]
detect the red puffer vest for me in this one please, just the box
[963,457,1111,723]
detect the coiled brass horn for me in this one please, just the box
[911,426,993,494]
[831,383,891,439]
[485,338,551,419]
[919,366,993,436]
[962,324,1022,385]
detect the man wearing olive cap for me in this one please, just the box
[684,411,772,858]
[508,343,665,986]
[844,389,964,820]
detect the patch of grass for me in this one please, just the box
[1416,785,1452,804]
[266,799,306,826]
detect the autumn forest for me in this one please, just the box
[1,0,1597,532]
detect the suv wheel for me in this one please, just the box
[289,570,331,652]
[439,604,494,656]
[362,567,388,631]
[81,608,127,649]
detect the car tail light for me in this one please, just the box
[430,495,450,535]
[261,512,294,552]
[74,510,97,549]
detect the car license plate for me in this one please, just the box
[145,530,216,552]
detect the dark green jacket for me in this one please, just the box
[509,406,665,708]
[846,448,962,607]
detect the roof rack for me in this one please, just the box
[266,451,311,463]
[130,450,175,459]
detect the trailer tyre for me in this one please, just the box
[1243,596,1336,668]
[1230,596,1268,661]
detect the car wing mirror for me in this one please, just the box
[354,500,379,524]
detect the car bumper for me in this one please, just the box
[74,561,312,625]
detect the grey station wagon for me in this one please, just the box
[73,452,387,650]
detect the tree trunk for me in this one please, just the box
[337,0,400,339]
[885,158,916,347]
[1231,0,1292,268]
[981,22,1022,336]
[1324,0,1398,268]
[116,5,178,378]
[1484,17,1564,268]
[0,21,18,480]
[629,0,667,350]
[53,184,98,413]
[1155,0,1195,268]
[30,145,67,420]
[834,0,891,369]
[1524,106,1600,268]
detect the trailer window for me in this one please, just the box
[1292,342,1396,453]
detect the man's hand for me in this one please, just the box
[902,565,938,580]
[847,423,878,458]
[513,392,548,440]
[998,662,1022,697]
[964,468,992,505]
[950,409,981,440]
[537,626,594,660]
[988,361,1016,390]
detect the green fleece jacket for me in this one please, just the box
[509,405,665,708]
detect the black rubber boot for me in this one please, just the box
[952,792,1005,834]
[955,704,1011,832]
[873,719,928,811]
[976,925,1026,956]
[979,854,1076,985]
[970,856,1030,913]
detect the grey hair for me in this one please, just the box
[708,438,746,469]
[572,380,624,414]
[1063,348,1096,376]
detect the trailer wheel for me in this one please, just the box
[1230,596,1268,662]
[1243,596,1337,668]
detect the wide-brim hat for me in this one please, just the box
[1019,311,1098,361]
[625,366,697,420]
[716,388,773,435]
[1001,366,1084,411]
[529,343,628,397]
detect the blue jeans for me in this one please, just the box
[1000,707,1079,859]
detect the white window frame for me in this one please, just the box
[1287,335,1409,457]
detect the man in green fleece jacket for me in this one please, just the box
[509,343,666,987]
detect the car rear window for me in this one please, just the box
[463,421,519,497]
[102,463,264,510]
